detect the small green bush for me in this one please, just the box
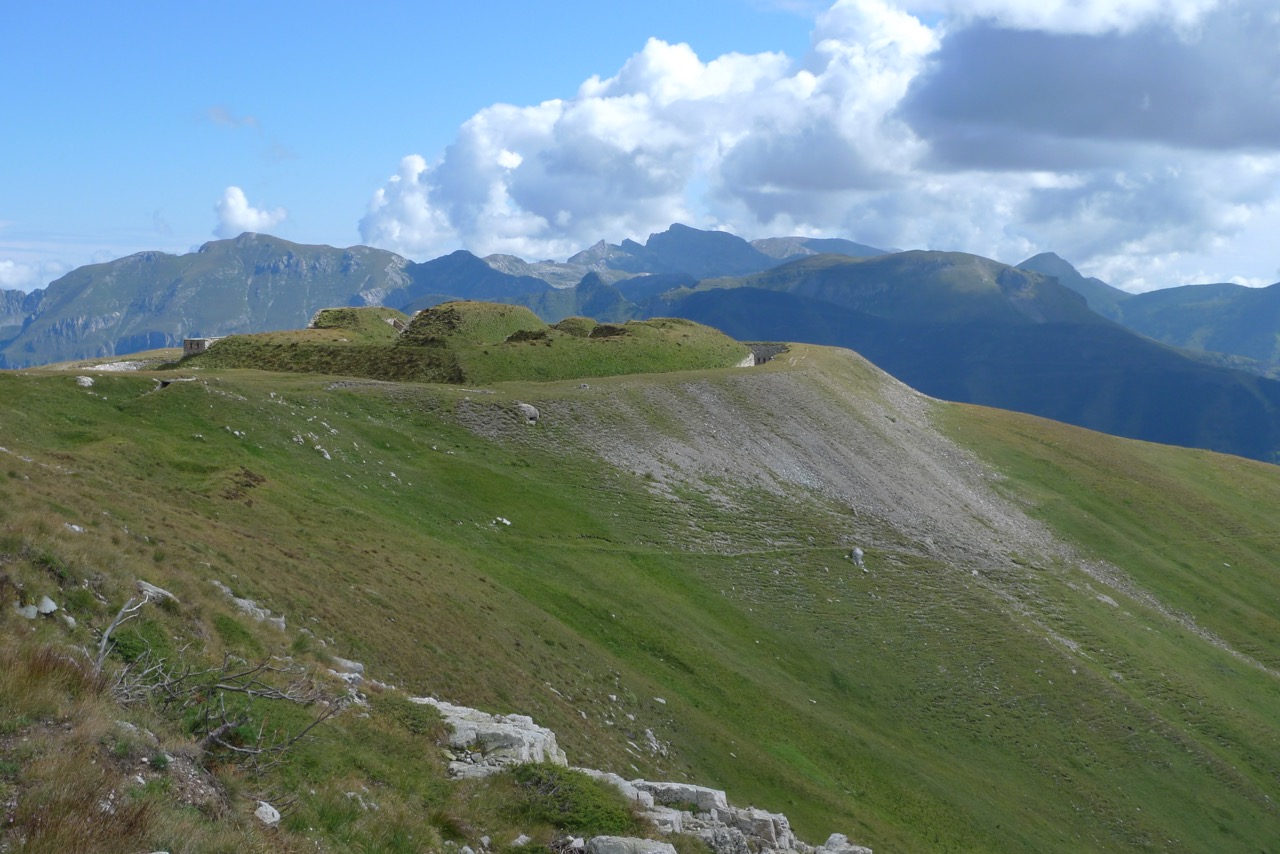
[63,587,95,613]
[111,619,172,663]
[371,693,447,739]
[510,763,643,836]
[31,548,71,582]
[212,613,263,656]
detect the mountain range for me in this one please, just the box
[4,224,1280,463]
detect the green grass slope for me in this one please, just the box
[0,346,1278,852]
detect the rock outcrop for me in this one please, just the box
[410,696,568,777]
[210,579,286,631]
[586,837,677,854]
[413,695,872,853]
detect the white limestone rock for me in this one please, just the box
[254,800,281,826]
[137,581,179,603]
[693,826,751,854]
[817,833,874,854]
[574,769,654,808]
[635,781,728,813]
[586,837,677,854]
[210,579,284,629]
[411,697,567,773]
[644,805,684,834]
[727,806,794,849]
[331,656,364,674]
[516,403,539,425]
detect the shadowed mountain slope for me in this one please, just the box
[645,253,1280,462]
[1017,252,1133,320]
[1019,253,1280,375]
[1114,281,1280,366]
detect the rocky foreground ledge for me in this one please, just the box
[412,697,873,854]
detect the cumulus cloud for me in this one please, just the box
[359,0,1280,290]
[214,186,287,238]
[0,259,37,290]
[899,0,1223,34]
[361,0,934,260]
[0,256,69,293]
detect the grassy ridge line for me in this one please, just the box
[189,303,751,385]
[1,347,1278,850]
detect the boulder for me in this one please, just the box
[727,806,793,848]
[586,837,676,854]
[516,403,540,425]
[254,800,281,827]
[635,781,728,813]
[137,581,179,603]
[817,833,873,854]
[411,697,567,772]
[692,827,751,854]
[644,805,684,834]
[36,595,58,615]
[331,656,364,674]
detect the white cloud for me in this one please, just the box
[214,186,287,238]
[360,155,461,254]
[0,259,38,290]
[358,0,1280,290]
[0,256,69,293]
[360,1,933,261]
[898,0,1223,34]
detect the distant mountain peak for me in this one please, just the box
[752,235,888,261]
[1017,252,1131,319]
[1019,252,1079,279]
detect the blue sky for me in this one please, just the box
[2,0,1278,293]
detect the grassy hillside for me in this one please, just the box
[189,303,751,385]
[1,346,1278,852]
